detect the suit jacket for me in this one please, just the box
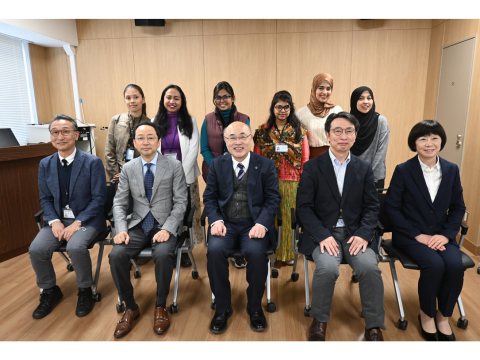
[203,152,280,248]
[38,149,107,231]
[113,152,188,236]
[296,152,379,256]
[384,156,466,247]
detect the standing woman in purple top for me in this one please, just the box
[153,84,201,264]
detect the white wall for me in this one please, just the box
[0,19,77,46]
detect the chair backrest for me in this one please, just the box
[377,188,392,234]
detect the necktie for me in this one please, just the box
[141,163,155,236]
[237,163,245,180]
[62,159,68,167]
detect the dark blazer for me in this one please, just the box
[384,156,465,246]
[203,152,280,247]
[296,152,379,256]
[38,149,107,232]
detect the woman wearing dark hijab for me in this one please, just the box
[349,86,390,189]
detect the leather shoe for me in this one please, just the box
[114,307,140,339]
[365,327,384,341]
[32,285,63,319]
[210,309,233,334]
[418,315,438,341]
[249,310,267,332]
[153,306,170,335]
[308,318,327,341]
[76,287,95,317]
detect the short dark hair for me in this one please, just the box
[324,111,359,133]
[133,121,160,139]
[49,114,78,132]
[407,120,447,151]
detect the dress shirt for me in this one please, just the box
[141,151,159,176]
[328,149,351,227]
[418,156,442,202]
[232,152,251,176]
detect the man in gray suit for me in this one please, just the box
[109,121,188,339]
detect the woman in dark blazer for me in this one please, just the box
[385,120,466,341]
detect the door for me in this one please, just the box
[435,37,476,168]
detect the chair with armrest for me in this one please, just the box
[377,188,475,330]
[200,208,280,313]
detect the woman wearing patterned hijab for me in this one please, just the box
[296,73,343,159]
[254,90,309,264]
[349,86,390,189]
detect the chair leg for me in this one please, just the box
[170,249,182,312]
[91,240,105,301]
[303,254,311,316]
[456,295,469,329]
[388,258,408,330]
[265,258,276,312]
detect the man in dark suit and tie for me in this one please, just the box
[29,114,106,319]
[109,121,187,339]
[203,121,280,334]
[296,112,384,341]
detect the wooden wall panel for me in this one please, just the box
[423,22,445,119]
[202,20,276,35]
[444,19,478,47]
[276,31,352,111]
[76,38,136,162]
[131,20,203,37]
[45,47,74,120]
[76,19,132,40]
[351,28,431,185]
[277,19,352,33]
[353,19,432,31]
[29,44,51,123]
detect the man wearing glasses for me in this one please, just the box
[296,112,385,341]
[203,121,280,334]
[29,114,106,319]
[109,121,187,338]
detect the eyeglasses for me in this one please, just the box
[330,127,356,136]
[50,129,76,137]
[224,134,251,142]
[135,136,158,143]
[274,105,290,112]
[214,95,232,102]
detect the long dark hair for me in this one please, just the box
[213,81,237,123]
[123,83,147,116]
[264,90,302,143]
[153,84,193,139]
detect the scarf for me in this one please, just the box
[307,73,335,118]
[349,86,379,156]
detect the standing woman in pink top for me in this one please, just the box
[253,90,309,264]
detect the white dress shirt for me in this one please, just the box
[418,156,442,202]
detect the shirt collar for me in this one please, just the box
[418,156,440,173]
[328,148,351,166]
[59,147,76,165]
[141,151,159,167]
[232,152,251,171]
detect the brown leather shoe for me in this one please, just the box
[153,306,170,335]
[365,327,384,341]
[308,318,327,341]
[114,308,140,339]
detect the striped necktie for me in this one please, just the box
[237,163,245,180]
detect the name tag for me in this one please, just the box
[125,148,134,161]
[63,206,75,219]
[164,152,177,159]
[275,144,288,153]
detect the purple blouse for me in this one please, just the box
[162,112,182,162]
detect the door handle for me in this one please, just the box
[456,134,463,148]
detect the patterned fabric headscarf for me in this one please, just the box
[307,73,335,118]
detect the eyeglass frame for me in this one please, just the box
[274,104,291,112]
[49,129,78,137]
[224,134,252,142]
[214,95,233,103]
[329,127,356,136]
[134,136,158,143]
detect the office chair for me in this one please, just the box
[200,208,280,313]
[115,197,199,314]
[377,188,475,330]
[33,209,111,302]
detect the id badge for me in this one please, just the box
[125,148,134,161]
[63,205,75,219]
[164,152,177,160]
[275,144,288,153]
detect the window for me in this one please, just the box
[0,33,37,145]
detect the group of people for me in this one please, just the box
[27,72,467,342]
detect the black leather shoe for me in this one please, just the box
[76,287,95,317]
[180,253,192,268]
[418,315,438,341]
[308,318,327,341]
[210,309,233,334]
[32,285,63,319]
[365,327,384,341]
[249,310,267,332]
[435,316,456,341]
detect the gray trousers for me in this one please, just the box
[310,227,385,329]
[29,223,99,289]
[109,226,177,308]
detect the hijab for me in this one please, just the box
[350,86,380,156]
[307,73,335,118]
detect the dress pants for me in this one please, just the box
[109,225,177,308]
[310,227,385,329]
[29,222,99,289]
[207,219,269,314]
[396,241,464,317]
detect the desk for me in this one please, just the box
[0,143,55,262]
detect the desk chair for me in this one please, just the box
[115,203,199,314]
[200,209,280,313]
[33,210,110,302]
[377,188,475,330]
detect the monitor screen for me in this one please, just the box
[0,128,20,148]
